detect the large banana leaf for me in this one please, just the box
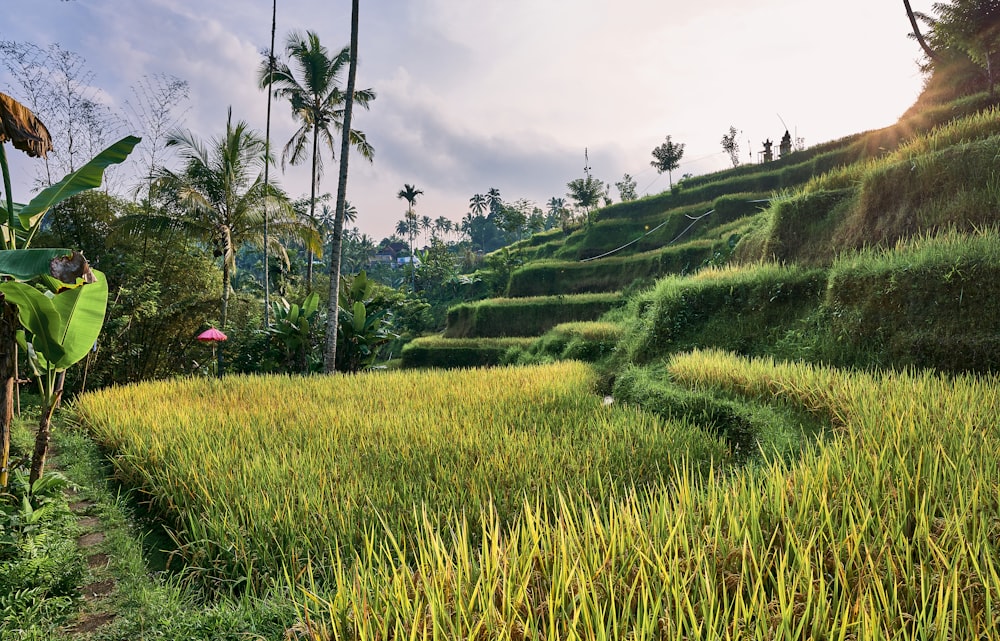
[0,269,107,371]
[0,281,66,366]
[49,268,107,369]
[0,248,73,281]
[18,136,140,231]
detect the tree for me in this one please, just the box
[324,0,365,373]
[122,73,190,200]
[397,183,423,289]
[721,126,741,167]
[260,28,376,371]
[146,110,290,375]
[615,173,638,202]
[650,135,685,188]
[1,92,138,485]
[926,0,1000,94]
[566,175,607,227]
[469,193,487,216]
[0,41,123,184]
[486,187,503,217]
[904,0,939,62]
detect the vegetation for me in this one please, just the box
[649,134,685,188]
[6,1,1000,636]
[76,363,727,591]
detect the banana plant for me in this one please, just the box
[336,271,395,372]
[266,292,320,373]
[0,266,108,484]
[0,91,139,487]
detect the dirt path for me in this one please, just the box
[62,483,118,636]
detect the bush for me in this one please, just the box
[443,293,624,338]
[401,336,536,368]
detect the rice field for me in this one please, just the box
[75,353,1000,638]
[280,351,1000,640]
[75,363,725,590]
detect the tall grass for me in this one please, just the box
[443,293,623,338]
[288,351,1000,640]
[617,263,827,364]
[76,364,726,592]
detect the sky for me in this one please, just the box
[4,0,937,241]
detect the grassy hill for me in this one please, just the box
[13,56,1000,641]
[413,85,1000,377]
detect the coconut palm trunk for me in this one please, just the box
[324,0,360,373]
[307,121,320,293]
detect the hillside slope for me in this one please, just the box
[413,84,1000,375]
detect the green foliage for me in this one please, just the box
[2,270,108,373]
[649,134,685,187]
[507,242,718,297]
[822,228,1000,372]
[0,468,84,637]
[618,264,828,365]
[612,364,820,462]
[444,293,623,339]
[13,137,140,235]
[401,336,536,368]
[514,321,624,365]
[336,271,395,372]
[614,173,637,202]
[264,292,320,373]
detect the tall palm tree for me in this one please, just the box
[469,193,487,216]
[486,187,503,217]
[150,109,291,374]
[397,183,422,289]
[260,29,375,290]
[421,214,432,245]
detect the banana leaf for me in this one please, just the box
[18,136,140,231]
[0,248,73,282]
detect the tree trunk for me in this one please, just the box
[903,0,937,62]
[262,0,278,330]
[218,260,230,377]
[0,300,17,488]
[306,249,314,294]
[324,0,360,373]
[29,374,63,486]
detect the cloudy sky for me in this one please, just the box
[5,0,935,240]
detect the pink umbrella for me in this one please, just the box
[197,328,228,342]
[196,328,227,377]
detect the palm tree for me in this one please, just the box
[421,214,432,245]
[150,109,291,374]
[547,196,568,230]
[486,187,503,217]
[469,193,487,216]
[260,29,375,320]
[434,215,452,241]
[397,183,423,289]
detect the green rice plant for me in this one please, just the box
[517,322,624,365]
[287,350,1000,640]
[506,241,718,297]
[401,336,535,368]
[443,293,624,339]
[824,227,1000,372]
[76,363,727,593]
[617,263,828,365]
